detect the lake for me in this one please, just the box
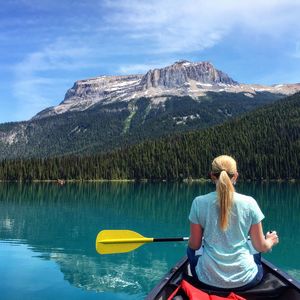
[0,182,299,299]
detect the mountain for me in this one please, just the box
[32,61,238,119]
[1,60,300,160]
[33,60,299,120]
[1,92,300,181]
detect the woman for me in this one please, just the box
[188,155,279,291]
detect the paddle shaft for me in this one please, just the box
[154,237,189,242]
[100,237,189,244]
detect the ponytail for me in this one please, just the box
[216,170,235,231]
[211,155,237,231]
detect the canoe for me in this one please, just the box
[146,256,300,300]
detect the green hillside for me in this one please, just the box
[0,92,299,181]
[0,91,284,159]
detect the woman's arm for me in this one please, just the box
[188,222,203,250]
[249,222,279,253]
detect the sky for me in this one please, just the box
[0,0,300,123]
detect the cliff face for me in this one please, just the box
[140,61,237,89]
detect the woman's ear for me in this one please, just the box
[232,172,239,184]
[210,172,217,183]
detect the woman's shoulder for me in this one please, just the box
[193,191,216,203]
[234,192,257,205]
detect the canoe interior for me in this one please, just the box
[146,257,300,300]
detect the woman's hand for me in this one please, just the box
[266,231,279,247]
[250,223,279,252]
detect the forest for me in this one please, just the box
[0,93,299,181]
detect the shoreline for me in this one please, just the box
[0,178,298,183]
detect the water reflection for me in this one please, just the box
[0,182,299,297]
[0,182,204,296]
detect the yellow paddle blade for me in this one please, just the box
[96,230,153,255]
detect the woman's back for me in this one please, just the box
[189,191,264,288]
[188,155,279,289]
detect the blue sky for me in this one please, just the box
[1,0,300,123]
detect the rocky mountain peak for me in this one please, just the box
[140,60,238,89]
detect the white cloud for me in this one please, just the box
[102,0,300,53]
[12,39,95,120]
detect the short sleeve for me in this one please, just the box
[189,198,199,224]
[250,198,265,224]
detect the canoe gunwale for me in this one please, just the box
[146,256,300,299]
[261,257,300,290]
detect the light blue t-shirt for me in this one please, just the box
[189,191,265,288]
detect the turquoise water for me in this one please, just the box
[0,182,299,299]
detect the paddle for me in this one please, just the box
[96,229,189,254]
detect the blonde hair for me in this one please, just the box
[211,155,237,231]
